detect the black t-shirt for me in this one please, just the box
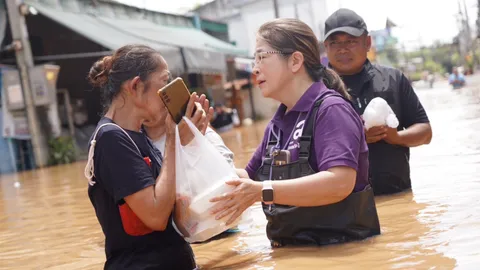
[341,61,430,195]
[88,117,196,270]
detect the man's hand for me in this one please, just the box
[365,125,403,145]
[383,127,403,145]
[365,125,387,144]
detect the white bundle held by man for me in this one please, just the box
[362,97,399,130]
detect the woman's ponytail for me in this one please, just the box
[319,66,351,100]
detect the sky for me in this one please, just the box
[329,0,478,50]
[115,0,213,14]
[117,0,479,50]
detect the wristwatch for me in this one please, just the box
[262,180,274,205]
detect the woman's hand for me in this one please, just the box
[235,168,249,179]
[195,94,214,134]
[177,93,214,145]
[173,194,197,237]
[209,178,262,225]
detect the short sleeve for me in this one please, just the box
[399,74,430,128]
[314,102,363,172]
[245,123,271,179]
[95,130,155,203]
[205,127,235,168]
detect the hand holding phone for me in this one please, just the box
[158,78,193,124]
[158,77,213,144]
[158,78,213,127]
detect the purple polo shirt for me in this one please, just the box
[246,82,369,192]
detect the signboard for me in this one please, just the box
[2,65,59,111]
[1,93,30,139]
[7,84,23,105]
[1,66,61,139]
[29,66,50,106]
[2,69,24,111]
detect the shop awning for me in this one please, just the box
[234,57,255,73]
[25,0,248,74]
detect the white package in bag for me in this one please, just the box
[174,117,249,243]
[362,97,399,130]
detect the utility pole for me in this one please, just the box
[463,0,478,68]
[273,0,279,18]
[457,0,467,66]
[463,0,472,51]
[463,0,472,42]
[6,0,48,167]
[477,0,480,38]
[294,2,299,19]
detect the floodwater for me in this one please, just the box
[1,79,479,269]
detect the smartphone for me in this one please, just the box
[158,77,197,124]
[273,150,291,165]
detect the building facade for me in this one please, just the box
[193,0,331,56]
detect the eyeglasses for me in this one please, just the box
[326,40,361,49]
[252,50,294,68]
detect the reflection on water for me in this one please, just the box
[1,80,479,269]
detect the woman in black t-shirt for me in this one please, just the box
[84,45,211,270]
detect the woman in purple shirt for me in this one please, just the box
[211,19,380,247]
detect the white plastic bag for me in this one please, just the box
[173,117,248,243]
[362,97,399,130]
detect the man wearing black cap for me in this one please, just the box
[323,8,433,195]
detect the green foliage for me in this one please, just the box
[409,72,423,82]
[424,59,445,74]
[405,42,456,73]
[451,52,460,66]
[48,136,76,166]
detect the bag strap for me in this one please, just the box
[298,93,354,159]
[84,123,141,186]
[297,94,336,158]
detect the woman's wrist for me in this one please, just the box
[254,181,263,202]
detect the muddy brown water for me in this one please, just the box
[1,80,479,269]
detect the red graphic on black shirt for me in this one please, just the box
[143,156,151,167]
[118,156,154,236]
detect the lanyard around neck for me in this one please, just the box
[270,112,303,151]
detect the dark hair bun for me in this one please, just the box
[88,56,113,88]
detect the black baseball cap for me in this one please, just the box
[324,8,368,41]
